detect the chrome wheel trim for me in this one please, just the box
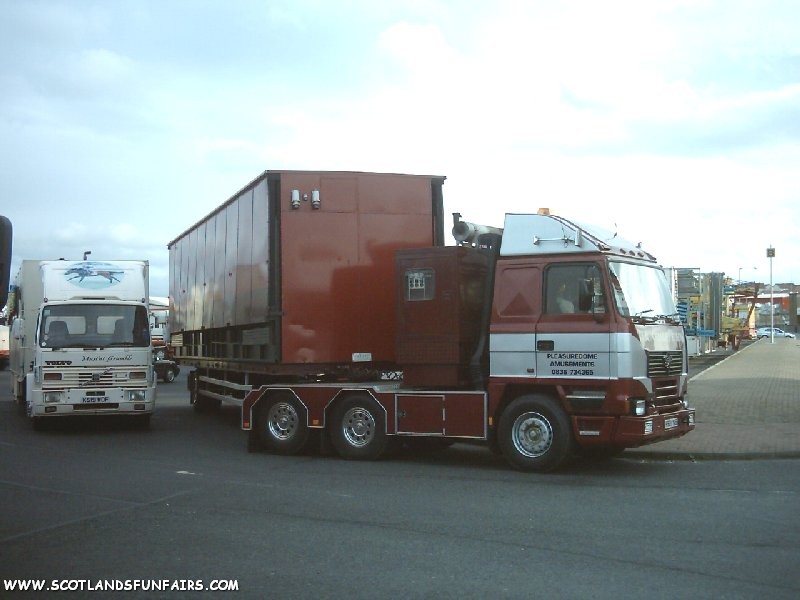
[267,402,299,441]
[512,411,554,458]
[342,407,375,448]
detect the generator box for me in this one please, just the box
[395,246,491,387]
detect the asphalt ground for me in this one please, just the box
[628,337,800,461]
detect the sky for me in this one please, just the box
[1,0,799,298]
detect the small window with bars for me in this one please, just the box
[405,269,435,301]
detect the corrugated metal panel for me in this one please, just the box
[223,200,238,327]
[250,178,270,323]
[235,188,254,327]
[202,213,217,327]
[211,211,226,328]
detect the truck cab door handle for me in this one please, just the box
[537,340,554,351]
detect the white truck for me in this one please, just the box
[8,260,156,428]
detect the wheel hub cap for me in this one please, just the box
[512,412,553,458]
[343,408,374,447]
[268,403,298,440]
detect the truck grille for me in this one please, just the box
[651,377,683,414]
[41,367,148,389]
[647,351,683,377]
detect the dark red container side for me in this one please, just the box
[395,246,490,387]
[168,170,445,370]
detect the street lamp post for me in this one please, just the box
[767,246,775,343]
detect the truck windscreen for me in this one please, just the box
[608,262,677,321]
[39,304,150,349]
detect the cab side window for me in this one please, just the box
[545,264,605,315]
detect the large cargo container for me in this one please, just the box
[169,170,445,378]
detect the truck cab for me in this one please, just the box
[9,260,156,428]
[392,212,692,470]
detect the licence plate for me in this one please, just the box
[664,417,679,430]
[82,396,109,403]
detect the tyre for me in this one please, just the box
[329,393,389,460]
[255,392,309,455]
[191,376,220,412]
[498,394,574,472]
[163,368,176,383]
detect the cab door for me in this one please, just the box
[534,262,611,381]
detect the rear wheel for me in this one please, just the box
[330,394,388,460]
[256,392,309,455]
[191,375,219,413]
[498,394,574,472]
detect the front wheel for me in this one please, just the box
[255,393,309,455]
[329,394,389,460]
[498,394,574,472]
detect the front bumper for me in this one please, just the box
[28,387,156,417]
[573,408,695,449]
[615,409,695,447]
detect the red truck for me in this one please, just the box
[168,170,694,472]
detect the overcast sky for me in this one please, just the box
[2,0,799,297]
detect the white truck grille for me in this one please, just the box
[41,367,148,389]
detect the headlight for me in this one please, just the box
[44,391,63,404]
[632,399,646,416]
[128,390,147,402]
[644,420,653,435]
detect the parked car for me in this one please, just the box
[152,344,180,383]
[755,327,795,339]
[154,358,180,383]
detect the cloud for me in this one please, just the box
[595,82,800,158]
